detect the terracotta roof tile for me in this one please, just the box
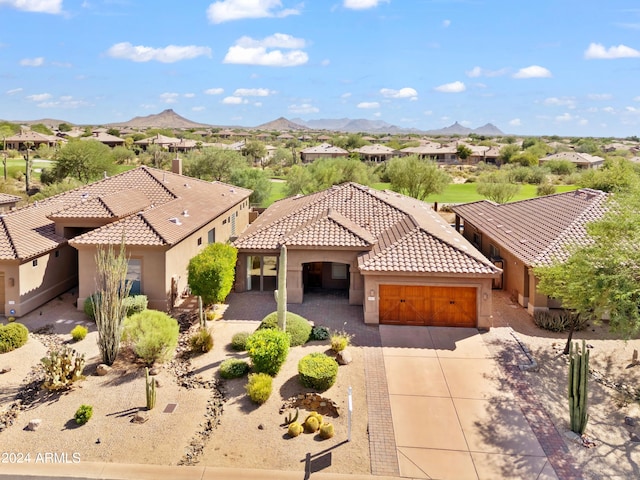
[451,188,607,266]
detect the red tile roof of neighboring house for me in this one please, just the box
[234,182,499,276]
[0,166,250,260]
[451,188,607,266]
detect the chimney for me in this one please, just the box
[172,155,182,175]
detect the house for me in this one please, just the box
[233,183,500,328]
[4,129,60,151]
[539,152,605,170]
[81,131,125,148]
[400,143,458,163]
[299,143,349,163]
[0,164,251,317]
[352,144,400,162]
[0,193,21,212]
[451,188,607,314]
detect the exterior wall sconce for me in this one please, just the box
[8,277,14,287]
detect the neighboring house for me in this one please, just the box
[81,131,125,148]
[299,143,349,163]
[352,144,400,162]
[0,193,21,212]
[233,182,500,328]
[0,164,251,317]
[451,188,607,314]
[540,152,605,169]
[400,143,458,163]
[4,130,60,151]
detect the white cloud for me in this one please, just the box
[6,87,23,95]
[160,92,180,104]
[587,93,612,101]
[343,0,388,10]
[288,103,319,114]
[555,113,573,122]
[36,95,92,109]
[584,42,640,59]
[224,44,307,67]
[434,81,466,93]
[0,0,61,14]
[207,0,300,23]
[357,102,379,109]
[602,106,615,113]
[321,59,330,66]
[222,96,248,104]
[26,93,52,101]
[513,65,552,78]
[20,57,44,67]
[106,42,211,63]
[544,97,576,108]
[233,88,274,97]
[192,106,206,112]
[423,110,433,116]
[51,61,72,68]
[254,102,262,107]
[465,66,508,78]
[184,93,196,98]
[579,119,588,126]
[341,92,352,99]
[380,87,418,99]
[509,118,522,126]
[236,33,305,49]
[625,106,640,114]
[442,19,451,28]
[634,96,640,102]
[204,88,224,95]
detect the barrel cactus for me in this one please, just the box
[319,422,335,439]
[304,415,320,433]
[287,421,304,437]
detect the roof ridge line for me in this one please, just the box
[0,217,19,259]
[97,196,116,217]
[137,211,169,245]
[139,166,178,201]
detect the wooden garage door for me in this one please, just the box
[379,285,477,327]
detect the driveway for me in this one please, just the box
[379,325,558,480]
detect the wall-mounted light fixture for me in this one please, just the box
[8,277,14,287]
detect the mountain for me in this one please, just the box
[291,117,421,133]
[8,118,72,128]
[255,117,307,131]
[423,122,504,136]
[108,109,211,129]
[473,123,504,136]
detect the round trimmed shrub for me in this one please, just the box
[246,329,290,376]
[189,327,213,353]
[219,358,250,379]
[0,322,29,353]
[70,325,88,342]
[122,295,148,317]
[258,311,312,347]
[122,310,179,364]
[74,404,93,425]
[298,353,338,391]
[231,331,251,351]
[246,372,272,404]
[310,325,330,341]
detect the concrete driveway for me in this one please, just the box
[379,325,559,480]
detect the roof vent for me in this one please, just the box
[162,173,167,183]
[184,183,190,188]
[103,171,108,179]
[182,210,189,217]
[81,192,89,200]
[169,217,182,226]
[230,188,235,193]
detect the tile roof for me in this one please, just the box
[352,145,398,155]
[451,188,607,266]
[0,193,21,204]
[0,166,251,260]
[234,182,499,276]
[541,152,604,165]
[300,143,349,155]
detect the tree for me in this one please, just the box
[230,167,272,205]
[476,171,520,203]
[242,140,268,168]
[183,147,245,182]
[111,145,136,165]
[93,239,132,366]
[52,140,115,183]
[106,128,120,137]
[30,123,53,136]
[58,123,72,132]
[456,144,473,161]
[498,144,521,165]
[535,187,640,340]
[577,158,639,193]
[307,157,376,190]
[188,243,238,305]
[285,164,313,196]
[386,155,450,201]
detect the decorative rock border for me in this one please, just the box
[280,393,340,418]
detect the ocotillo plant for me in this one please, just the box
[277,244,287,331]
[568,339,589,435]
[145,367,156,410]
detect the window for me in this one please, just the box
[32,259,38,267]
[331,263,347,280]
[489,244,500,259]
[55,250,60,258]
[208,228,216,244]
[127,258,142,295]
[472,232,482,249]
[197,237,202,246]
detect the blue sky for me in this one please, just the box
[1,0,640,137]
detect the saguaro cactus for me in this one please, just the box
[568,339,589,435]
[276,244,287,331]
[145,367,156,410]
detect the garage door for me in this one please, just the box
[379,285,477,327]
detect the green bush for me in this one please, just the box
[219,358,250,379]
[330,330,352,352]
[246,329,290,376]
[122,310,179,364]
[74,404,93,425]
[231,331,251,351]
[189,327,213,353]
[246,373,272,404]
[70,325,88,342]
[83,293,100,320]
[310,325,330,341]
[123,295,148,317]
[536,182,557,197]
[258,312,312,347]
[0,322,29,353]
[298,353,339,391]
[188,243,238,305]
[533,310,588,333]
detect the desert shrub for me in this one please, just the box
[258,311,312,346]
[246,329,290,376]
[298,353,339,391]
[41,346,85,390]
[330,330,352,352]
[74,404,93,425]
[122,310,179,364]
[123,295,148,317]
[0,322,29,353]
[231,331,251,351]
[189,327,213,353]
[309,325,330,341]
[533,310,588,333]
[246,373,272,404]
[83,293,100,320]
[536,182,557,196]
[70,325,88,342]
[219,358,250,379]
[188,243,238,305]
